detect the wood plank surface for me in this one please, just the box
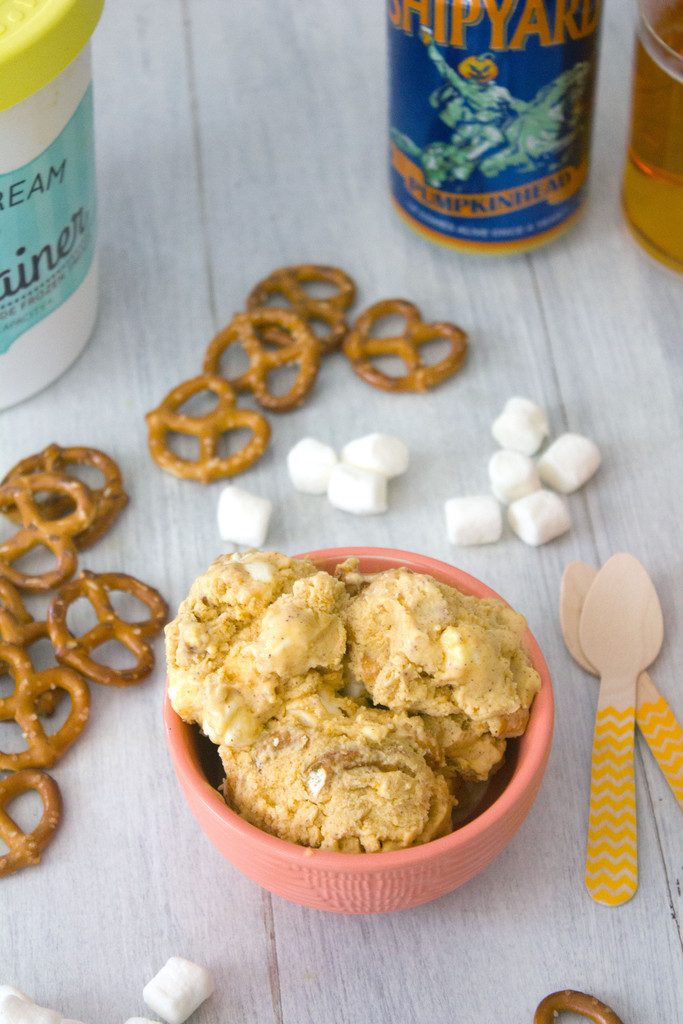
[1,0,681,1021]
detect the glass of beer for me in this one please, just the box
[623,0,683,272]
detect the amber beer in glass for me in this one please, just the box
[623,0,683,271]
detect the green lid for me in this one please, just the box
[0,0,104,113]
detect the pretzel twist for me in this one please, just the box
[0,580,60,715]
[343,299,468,393]
[203,310,321,412]
[48,570,168,687]
[146,374,271,482]
[0,642,90,770]
[247,264,357,353]
[0,579,49,648]
[534,990,624,1024]
[0,474,95,591]
[2,444,128,549]
[0,769,61,878]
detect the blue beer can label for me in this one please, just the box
[388,1,602,252]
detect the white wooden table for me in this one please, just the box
[2,1,682,1021]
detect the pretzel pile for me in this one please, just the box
[146,264,469,482]
[0,444,168,877]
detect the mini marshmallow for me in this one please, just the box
[488,449,540,504]
[508,489,571,546]
[343,675,368,699]
[445,496,502,546]
[327,464,387,515]
[143,957,214,1024]
[341,433,409,479]
[0,989,30,1006]
[216,486,272,547]
[287,437,337,494]
[0,996,61,1024]
[537,432,601,493]
[491,396,549,456]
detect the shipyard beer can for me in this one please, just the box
[388,1,602,253]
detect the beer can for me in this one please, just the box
[388,1,602,253]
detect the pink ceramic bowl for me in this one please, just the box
[164,548,553,914]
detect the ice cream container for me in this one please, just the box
[0,0,104,409]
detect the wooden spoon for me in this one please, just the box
[579,554,664,906]
[560,561,599,673]
[561,562,683,811]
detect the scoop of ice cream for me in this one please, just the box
[345,568,540,735]
[423,714,506,781]
[165,551,347,746]
[220,700,454,852]
[252,572,347,678]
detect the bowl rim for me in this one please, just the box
[164,546,554,871]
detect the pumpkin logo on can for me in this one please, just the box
[457,53,499,82]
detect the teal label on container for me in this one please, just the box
[0,84,96,354]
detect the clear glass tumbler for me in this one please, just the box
[622,0,683,272]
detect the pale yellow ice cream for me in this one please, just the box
[166,551,348,747]
[344,568,540,738]
[166,552,540,852]
[220,697,454,852]
[422,714,506,782]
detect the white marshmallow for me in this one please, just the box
[491,396,549,455]
[341,433,409,479]
[123,1019,163,1024]
[216,486,272,547]
[488,449,540,504]
[243,560,275,582]
[537,433,601,493]
[0,990,30,1006]
[286,437,337,494]
[444,496,502,546]
[0,996,60,1024]
[342,675,368,699]
[508,489,571,546]
[143,957,214,1024]
[327,464,387,515]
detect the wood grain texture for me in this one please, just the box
[1,0,681,1021]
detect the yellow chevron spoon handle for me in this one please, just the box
[586,701,638,906]
[579,554,663,908]
[637,672,683,811]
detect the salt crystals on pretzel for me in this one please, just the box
[48,571,168,688]
[0,646,89,771]
[247,263,356,353]
[0,770,62,878]
[1,444,129,550]
[203,309,321,413]
[343,298,468,393]
[145,374,271,484]
[0,474,95,592]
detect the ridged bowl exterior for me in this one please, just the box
[164,548,554,914]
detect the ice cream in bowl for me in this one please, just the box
[163,547,553,914]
